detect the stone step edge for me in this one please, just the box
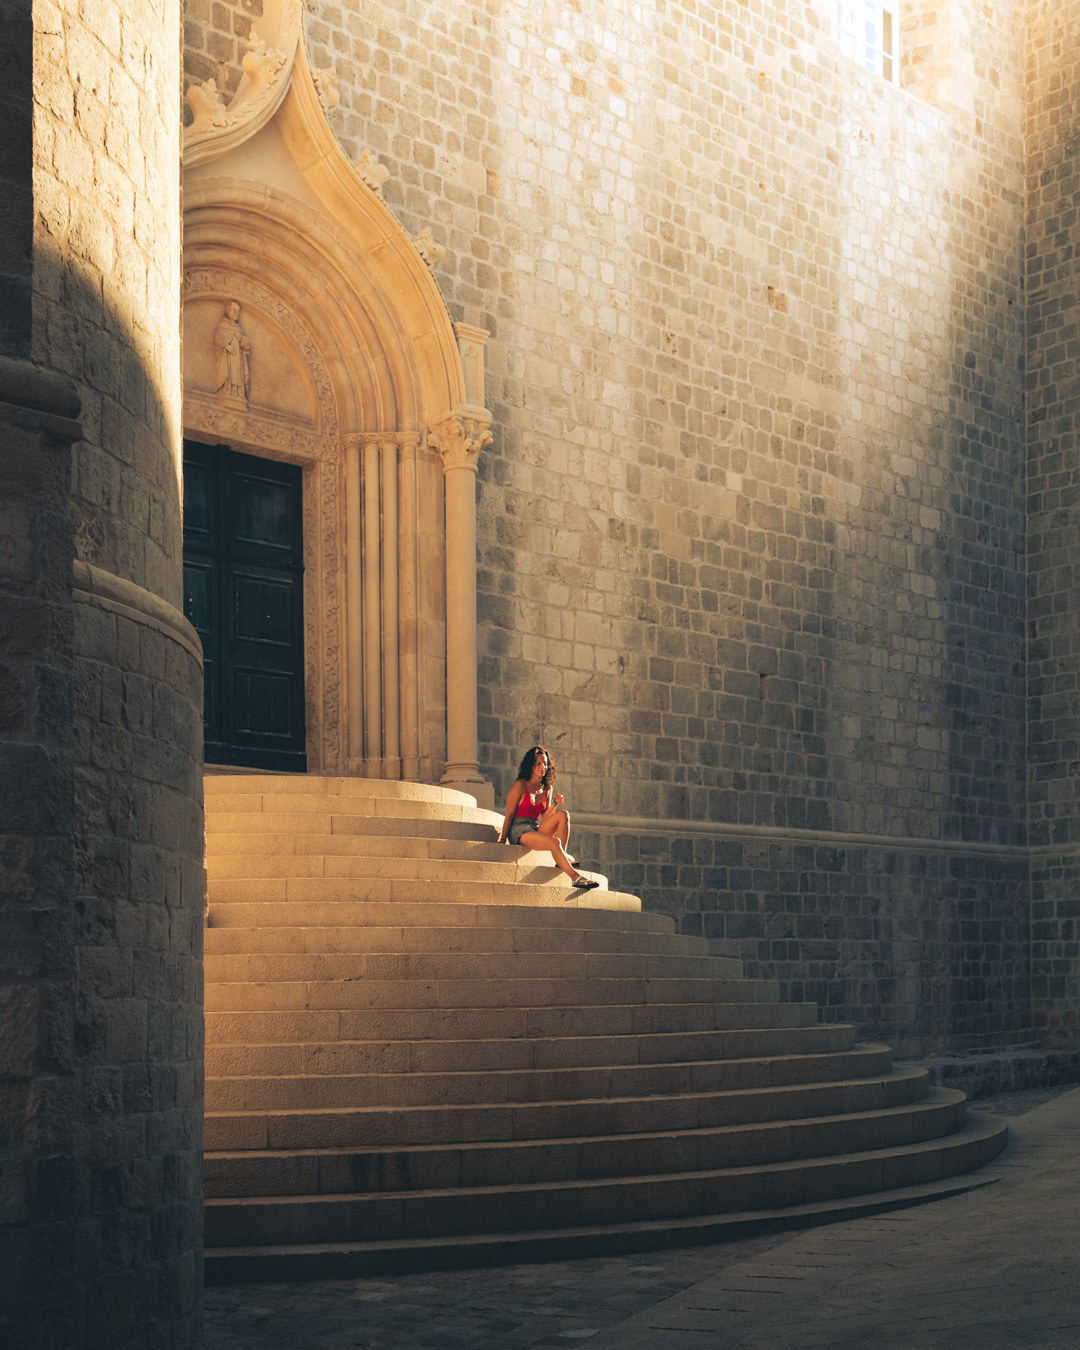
[204,1060,919,1124]
[204,1104,987,1210]
[204,1043,887,1088]
[203,1087,967,1164]
[205,902,672,930]
[203,1116,1009,1281]
[203,1025,850,1056]
[205,776,480,804]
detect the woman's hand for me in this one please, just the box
[553,792,565,806]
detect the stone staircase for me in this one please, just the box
[202,773,1009,1281]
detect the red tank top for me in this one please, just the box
[514,786,548,821]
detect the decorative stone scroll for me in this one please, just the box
[183,0,302,167]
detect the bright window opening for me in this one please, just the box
[837,2,898,84]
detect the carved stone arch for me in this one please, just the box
[181,12,493,798]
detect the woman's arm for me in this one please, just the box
[538,791,565,821]
[498,779,527,843]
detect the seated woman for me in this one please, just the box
[498,745,599,890]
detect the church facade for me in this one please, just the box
[1,0,1077,1344]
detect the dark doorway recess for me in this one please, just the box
[182,440,307,772]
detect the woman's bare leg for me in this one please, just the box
[518,829,581,881]
[537,812,575,865]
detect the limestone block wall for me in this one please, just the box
[182,1,1037,1056]
[1026,0,1080,1049]
[26,0,205,1345]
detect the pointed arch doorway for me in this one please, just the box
[180,16,494,803]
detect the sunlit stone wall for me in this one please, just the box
[184,0,1039,1058]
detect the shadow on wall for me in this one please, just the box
[0,247,206,1349]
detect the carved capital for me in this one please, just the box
[428,410,493,474]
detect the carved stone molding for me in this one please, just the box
[428,409,493,473]
[183,267,338,437]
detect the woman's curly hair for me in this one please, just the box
[516,745,556,793]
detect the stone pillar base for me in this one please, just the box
[440,770,495,809]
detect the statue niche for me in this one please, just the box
[182,289,320,429]
[214,300,252,408]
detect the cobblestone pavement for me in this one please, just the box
[204,1085,1079,1350]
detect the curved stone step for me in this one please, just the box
[204,1097,993,1249]
[204,1089,967,1199]
[208,811,500,841]
[203,1113,1009,1281]
[204,1045,895,1112]
[205,854,614,886]
[204,1061,923,1151]
[205,833,570,866]
[205,794,502,825]
[204,923,708,957]
[205,1024,856,1078]
[207,879,651,909]
[207,899,667,930]
[205,774,482,808]
[204,975,781,1014]
[203,951,746,984]
[205,1001,822,1048]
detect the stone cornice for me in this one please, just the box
[73,561,203,665]
[573,812,1031,859]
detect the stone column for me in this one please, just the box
[428,409,494,807]
[398,433,422,781]
[380,437,401,774]
[362,436,382,766]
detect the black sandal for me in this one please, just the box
[571,876,599,890]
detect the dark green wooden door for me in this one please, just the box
[182,441,307,772]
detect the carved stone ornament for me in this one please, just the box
[183,268,339,437]
[312,65,340,112]
[212,300,252,408]
[428,409,493,473]
[182,0,302,167]
[413,227,446,270]
[186,78,228,134]
[356,148,390,196]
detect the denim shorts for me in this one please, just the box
[508,817,537,846]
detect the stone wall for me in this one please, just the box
[284,0,1033,1054]
[1026,0,1080,1049]
[22,0,205,1345]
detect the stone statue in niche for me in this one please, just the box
[213,301,252,408]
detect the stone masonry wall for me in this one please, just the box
[185,1,1034,1055]
[31,0,205,1346]
[36,0,184,608]
[1026,0,1080,1049]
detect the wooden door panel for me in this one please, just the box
[182,440,306,771]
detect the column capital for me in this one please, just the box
[428,408,493,474]
[344,430,411,453]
